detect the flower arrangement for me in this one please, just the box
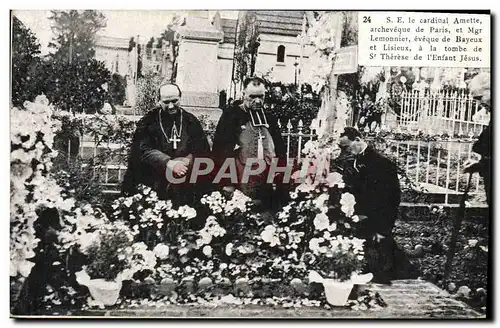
[300,12,342,93]
[10,96,65,279]
[110,185,197,249]
[53,110,136,148]
[11,95,383,312]
[82,220,136,282]
[276,139,368,282]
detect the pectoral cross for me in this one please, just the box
[170,124,181,150]
[170,134,180,150]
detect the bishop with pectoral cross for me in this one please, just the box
[122,83,211,206]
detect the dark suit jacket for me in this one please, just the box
[343,146,401,238]
[472,122,491,204]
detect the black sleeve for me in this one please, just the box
[472,123,491,159]
[212,110,238,167]
[133,114,172,179]
[368,158,401,236]
[187,115,211,157]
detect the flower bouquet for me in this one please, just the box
[111,185,197,249]
[75,220,156,306]
[269,140,373,305]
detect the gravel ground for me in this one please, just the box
[393,213,489,313]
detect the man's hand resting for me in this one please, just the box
[166,155,192,179]
[463,159,482,174]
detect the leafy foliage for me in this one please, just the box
[41,59,111,113]
[11,15,43,107]
[47,10,106,63]
[32,10,111,113]
[85,223,134,281]
[135,64,164,114]
[108,73,127,106]
[233,11,260,85]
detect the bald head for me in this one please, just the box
[160,84,181,99]
[159,83,182,113]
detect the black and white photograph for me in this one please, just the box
[9,9,491,319]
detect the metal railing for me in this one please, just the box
[75,117,317,195]
[72,114,487,206]
[373,138,486,205]
[398,89,489,137]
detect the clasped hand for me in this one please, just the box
[166,155,192,178]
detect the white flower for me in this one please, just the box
[288,231,304,245]
[17,260,36,278]
[326,172,345,188]
[278,211,289,220]
[178,205,197,220]
[313,193,329,210]
[197,230,213,248]
[59,198,75,212]
[313,213,329,231]
[468,239,478,247]
[76,214,99,230]
[203,245,212,257]
[352,215,360,223]
[260,225,281,247]
[225,243,233,256]
[237,244,255,254]
[340,192,356,217]
[327,223,337,231]
[290,192,298,199]
[123,198,133,208]
[153,243,170,260]
[78,231,98,252]
[309,238,321,255]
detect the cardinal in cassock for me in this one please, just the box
[121,83,211,206]
[211,77,288,210]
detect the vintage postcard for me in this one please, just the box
[10,9,491,319]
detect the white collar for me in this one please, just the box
[359,143,368,155]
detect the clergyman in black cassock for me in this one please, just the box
[121,83,210,206]
[338,127,419,283]
[211,77,288,210]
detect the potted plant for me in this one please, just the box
[308,235,373,306]
[75,220,136,306]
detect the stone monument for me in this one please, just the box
[175,12,224,121]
